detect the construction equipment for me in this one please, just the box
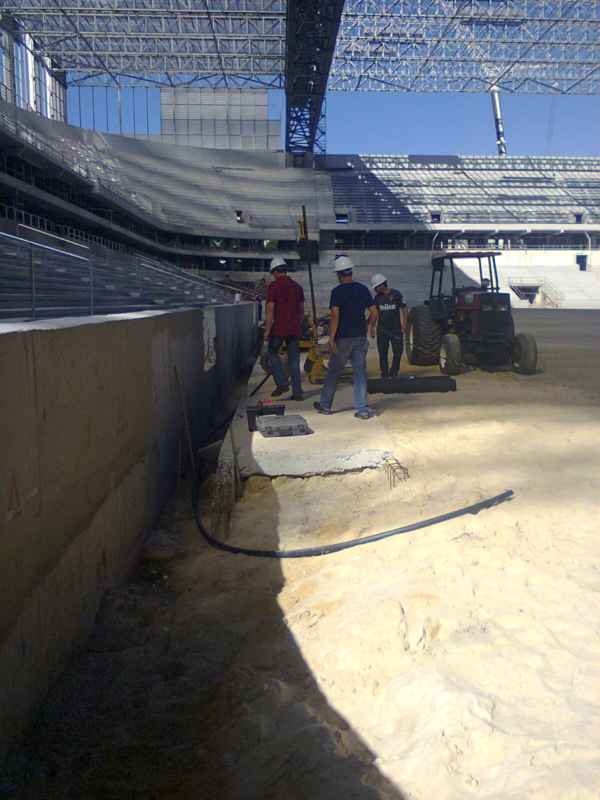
[298,205,327,383]
[367,375,456,394]
[406,251,538,375]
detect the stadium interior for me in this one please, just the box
[2,97,600,315]
[2,2,600,796]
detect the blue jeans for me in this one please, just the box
[268,335,302,396]
[320,336,369,413]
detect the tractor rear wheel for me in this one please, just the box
[406,305,442,365]
[512,333,538,374]
[440,334,462,375]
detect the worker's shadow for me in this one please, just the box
[176,468,408,800]
[5,336,408,799]
[9,473,408,800]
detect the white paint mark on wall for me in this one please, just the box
[203,307,217,371]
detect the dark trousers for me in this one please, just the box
[268,335,302,396]
[377,330,403,377]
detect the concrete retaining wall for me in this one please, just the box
[0,304,256,761]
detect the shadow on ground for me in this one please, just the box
[2,469,408,800]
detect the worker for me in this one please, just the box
[264,256,304,400]
[371,273,408,378]
[314,255,377,420]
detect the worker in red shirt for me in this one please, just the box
[265,256,305,400]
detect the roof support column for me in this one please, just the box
[285,0,345,157]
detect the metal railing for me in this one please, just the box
[0,96,90,183]
[508,275,566,307]
[0,201,132,253]
[0,231,235,321]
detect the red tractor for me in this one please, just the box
[406,251,538,375]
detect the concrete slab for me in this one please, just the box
[231,363,392,478]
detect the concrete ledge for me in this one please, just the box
[0,304,256,761]
[230,365,392,478]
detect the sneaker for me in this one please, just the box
[354,408,376,420]
[271,385,289,398]
[313,401,332,415]
[290,393,304,401]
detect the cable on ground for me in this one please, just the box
[178,348,514,560]
[192,481,514,560]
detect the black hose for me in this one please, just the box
[249,371,273,398]
[190,343,513,559]
[192,483,514,559]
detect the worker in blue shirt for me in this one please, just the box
[314,256,377,420]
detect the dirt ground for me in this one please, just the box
[2,310,600,800]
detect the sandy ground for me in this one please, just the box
[3,310,600,800]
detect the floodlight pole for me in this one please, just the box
[490,86,508,156]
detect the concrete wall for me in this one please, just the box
[0,304,257,761]
[197,246,600,310]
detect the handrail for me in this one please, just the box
[0,233,238,322]
[0,230,89,262]
[0,104,90,182]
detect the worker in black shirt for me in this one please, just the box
[371,273,408,378]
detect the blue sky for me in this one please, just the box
[69,86,600,158]
[325,92,600,156]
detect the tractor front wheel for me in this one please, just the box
[406,305,442,365]
[512,333,538,374]
[440,334,462,375]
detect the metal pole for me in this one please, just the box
[301,204,318,327]
[29,246,36,320]
[118,84,123,134]
[490,86,508,156]
[90,256,95,315]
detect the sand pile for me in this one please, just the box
[225,369,600,799]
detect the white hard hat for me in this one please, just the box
[269,256,286,272]
[333,255,354,273]
[371,273,387,289]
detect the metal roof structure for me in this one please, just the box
[3,0,600,153]
[1,0,287,88]
[331,0,600,94]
